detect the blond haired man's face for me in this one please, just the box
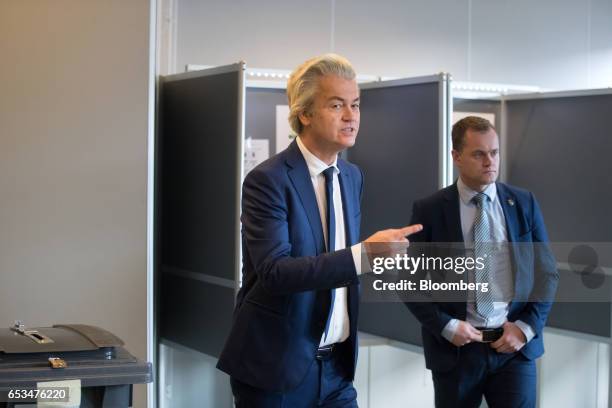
[299,75,360,157]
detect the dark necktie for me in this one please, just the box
[472,192,494,318]
[322,166,336,341]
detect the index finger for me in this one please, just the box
[398,224,423,237]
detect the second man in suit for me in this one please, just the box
[406,116,558,407]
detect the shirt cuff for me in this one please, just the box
[441,319,460,342]
[351,243,370,275]
[514,320,536,343]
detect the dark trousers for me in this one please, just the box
[230,352,357,408]
[432,342,536,408]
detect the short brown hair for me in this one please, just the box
[286,54,356,135]
[452,116,495,151]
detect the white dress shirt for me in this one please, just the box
[295,137,361,347]
[441,178,535,343]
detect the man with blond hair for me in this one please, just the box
[217,54,421,407]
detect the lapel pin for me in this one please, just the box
[507,198,515,206]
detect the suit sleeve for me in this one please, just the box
[241,167,359,295]
[403,200,455,341]
[514,192,559,335]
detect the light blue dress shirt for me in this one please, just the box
[441,178,535,343]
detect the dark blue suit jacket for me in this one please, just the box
[217,141,363,392]
[406,182,559,372]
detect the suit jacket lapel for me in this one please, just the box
[442,184,465,244]
[337,159,360,337]
[496,182,522,296]
[285,141,326,254]
[497,183,520,243]
[442,183,467,315]
[338,160,357,246]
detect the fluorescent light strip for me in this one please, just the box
[247,70,290,80]
[452,81,539,95]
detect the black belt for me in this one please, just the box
[316,344,335,360]
[476,327,504,343]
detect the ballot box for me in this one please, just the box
[0,322,152,407]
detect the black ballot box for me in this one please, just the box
[0,322,152,407]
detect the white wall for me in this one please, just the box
[159,342,232,408]
[176,0,333,72]
[170,0,612,89]
[0,2,152,407]
[354,332,609,408]
[354,344,435,408]
[540,331,609,408]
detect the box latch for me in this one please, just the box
[10,320,55,345]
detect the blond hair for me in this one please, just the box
[286,54,356,135]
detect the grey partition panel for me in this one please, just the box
[159,273,235,357]
[158,67,242,356]
[453,98,502,130]
[159,70,240,280]
[505,93,612,337]
[358,304,423,346]
[245,87,286,153]
[547,265,612,337]
[505,94,612,242]
[349,80,442,346]
[349,81,441,239]
[547,302,610,338]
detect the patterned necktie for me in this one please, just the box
[322,167,336,341]
[472,192,494,318]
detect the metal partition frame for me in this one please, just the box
[440,74,454,188]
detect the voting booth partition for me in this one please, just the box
[157,67,295,357]
[496,90,612,408]
[157,64,245,359]
[347,74,452,347]
[156,65,304,406]
[502,90,612,340]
